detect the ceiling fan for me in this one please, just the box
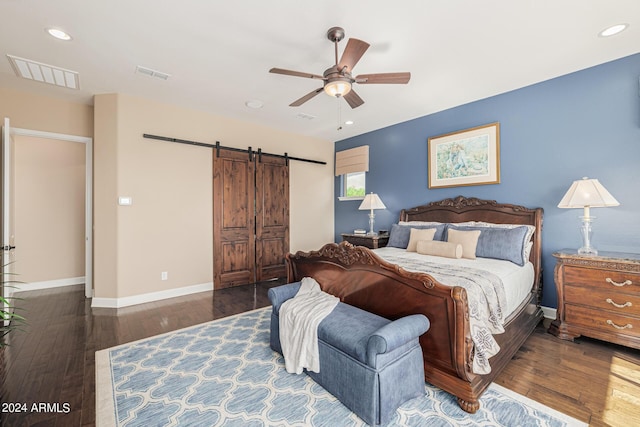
[269,27,411,109]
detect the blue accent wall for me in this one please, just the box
[335,53,640,309]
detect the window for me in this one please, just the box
[336,145,369,200]
[344,171,366,198]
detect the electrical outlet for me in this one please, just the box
[161,272,168,281]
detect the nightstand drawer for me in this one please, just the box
[565,304,640,339]
[563,266,640,292]
[564,285,640,316]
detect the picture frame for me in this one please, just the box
[427,122,500,189]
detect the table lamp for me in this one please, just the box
[359,193,386,235]
[557,177,619,255]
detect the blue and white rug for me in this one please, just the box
[96,307,585,427]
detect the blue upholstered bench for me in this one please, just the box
[268,282,430,426]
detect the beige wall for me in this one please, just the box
[2,87,334,302]
[0,87,93,137]
[92,95,118,299]
[94,93,334,300]
[14,136,85,283]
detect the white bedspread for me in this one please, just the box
[279,277,339,374]
[374,247,534,375]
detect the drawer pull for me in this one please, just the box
[606,320,633,330]
[605,298,632,309]
[605,278,633,287]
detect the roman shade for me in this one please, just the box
[335,145,369,176]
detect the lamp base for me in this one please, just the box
[368,211,376,235]
[578,246,598,255]
[577,216,597,256]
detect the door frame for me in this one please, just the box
[7,124,93,298]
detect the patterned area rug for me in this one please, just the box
[96,307,586,427]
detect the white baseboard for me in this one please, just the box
[541,306,557,320]
[91,282,214,309]
[16,276,85,292]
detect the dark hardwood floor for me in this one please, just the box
[1,283,639,426]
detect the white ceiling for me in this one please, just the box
[1,0,639,142]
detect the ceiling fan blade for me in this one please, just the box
[355,72,411,84]
[338,38,370,72]
[343,89,364,109]
[270,68,324,80]
[290,87,324,107]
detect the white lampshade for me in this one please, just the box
[359,193,386,210]
[558,177,619,210]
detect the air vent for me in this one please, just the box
[296,113,316,120]
[136,65,171,80]
[7,54,79,89]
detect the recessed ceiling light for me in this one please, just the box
[598,24,628,37]
[245,100,264,109]
[46,28,72,41]
[345,120,354,125]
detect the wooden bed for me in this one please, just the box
[285,196,544,413]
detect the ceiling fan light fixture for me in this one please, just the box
[324,79,352,97]
[270,26,408,108]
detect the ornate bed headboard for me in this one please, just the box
[400,196,544,295]
[287,195,544,412]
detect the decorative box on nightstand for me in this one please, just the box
[341,233,389,249]
[548,250,640,350]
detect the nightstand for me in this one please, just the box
[341,233,389,249]
[548,250,640,350]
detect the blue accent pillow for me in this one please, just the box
[388,223,446,248]
[445,224,531,266]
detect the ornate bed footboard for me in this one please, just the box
[286,242,483,409]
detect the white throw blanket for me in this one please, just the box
[279,277,339,374]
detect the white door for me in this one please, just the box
[2,117,16,306]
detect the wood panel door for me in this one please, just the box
[255,156,289,281]
[213,150,290,289]
[213,150,255,289]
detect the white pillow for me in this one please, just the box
[446,229,481,259]
[417,240,462,259]
[406,228,436,252]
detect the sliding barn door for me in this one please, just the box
[255,156,289,281]
[213,150,289,289]
[213,150,256,289]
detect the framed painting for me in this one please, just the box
[427,122,500,189]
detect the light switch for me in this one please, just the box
[118,197,132,206]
